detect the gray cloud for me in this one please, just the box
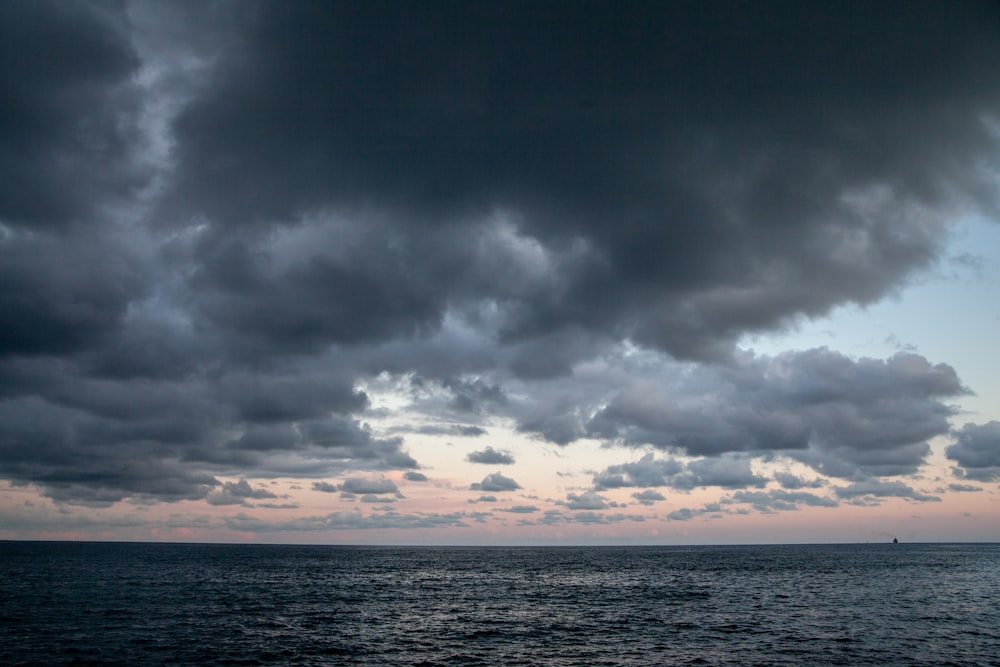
[833,479,941,503]
[593,454,684,489]
[594,453,766,491]
[667,508,702,522]
[500,505,539,514]
[565,490,609,511]
[631,490,665,506]
[774,473,827,490]
[727,490,839,513]
[503,509,646,527]
[206,479,278,506]
[946,421,1000,481]
[392,424,487,438]
[340,477,400,496]
[470,473,521,492]
[466,447,515,465]
[947,483,983,493]
[224,509,474,532]
[312,482,338,493]
[679,458,769,491]
[360,494,395,504]
[585,350,965,480]
[0,1,997,510]
[443,378,508,414]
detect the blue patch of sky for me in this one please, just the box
[742,216,1000,423]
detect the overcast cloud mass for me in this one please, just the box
[1,1,999,543]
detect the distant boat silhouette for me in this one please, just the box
[892,537,898,544]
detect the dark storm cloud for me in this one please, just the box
[0,325,426,499]
[0,231,150,358]
[218,372,367,424]
[186,224,450,355]
[0,0,145,228]
[466,447,516,465]
[297,417,418,470]
[1,0,998,508]
[227,424,300,453]
[946,421,1000,482]
[164,1,1000,364]
[0,395,220,506]
[570,512,643,526]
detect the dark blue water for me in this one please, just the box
[1,542,998,666]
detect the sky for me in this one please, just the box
[1,0,999,545]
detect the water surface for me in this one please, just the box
[2,542,997,665]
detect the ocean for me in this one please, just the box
[1,542,997,666]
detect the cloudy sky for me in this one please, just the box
[2,0,999,545]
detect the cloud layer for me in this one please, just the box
[0,1,998,517]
